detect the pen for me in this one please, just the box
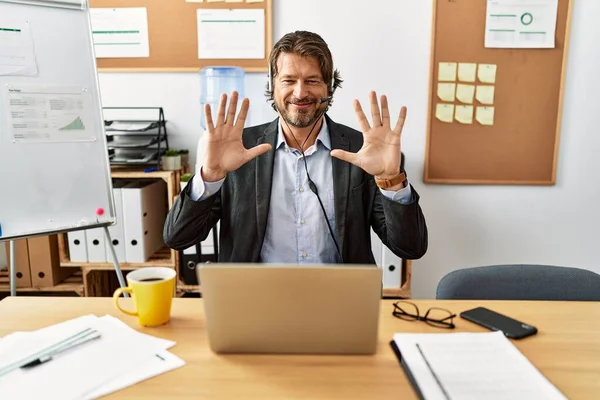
[0,328,101,378]
[415,342,452,400]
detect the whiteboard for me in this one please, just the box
[0,0,115,241]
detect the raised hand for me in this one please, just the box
[201,91,272,182]
[330,91,406,179]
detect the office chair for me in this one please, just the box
[436,264,600,301]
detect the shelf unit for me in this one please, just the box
[56,167,183,296]
[177,260,412,299]
[0,270,84,297]
[8,165,413,299]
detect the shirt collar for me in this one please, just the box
[276,117,331,151]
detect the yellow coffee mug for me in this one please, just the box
[113,267,176,327]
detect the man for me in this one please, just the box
[164,30,427,264]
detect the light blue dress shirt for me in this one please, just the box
[189,119,413,263]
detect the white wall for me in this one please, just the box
[97,0,600,298]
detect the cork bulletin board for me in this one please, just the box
[423,0,573,185]
[89,0,272,72]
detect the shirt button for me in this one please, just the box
[301,252,307,258]
[299,186,304,192]
[301,219,306,224]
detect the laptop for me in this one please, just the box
[197,263,382,355]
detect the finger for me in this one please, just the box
[244,143,272,162]
[380,95,390,128]
[216,93,227,126]
[353,99,371,132]
[370,91,382,126]
[330,149,360,167]
[225,91,238,126]
[235,97,250,128]
[393,106,408,135]
[204,103,214,133]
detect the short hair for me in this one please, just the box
[265,30,343,104]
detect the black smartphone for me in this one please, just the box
[460,306,538,339]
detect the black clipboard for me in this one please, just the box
[389,340,425,400]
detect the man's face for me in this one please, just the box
[273,53,328,128]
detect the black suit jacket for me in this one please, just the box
[163,115,428,263]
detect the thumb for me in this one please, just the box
[245,143,272,162]
[330,149,359,166]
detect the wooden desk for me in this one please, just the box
[0,297,598,399]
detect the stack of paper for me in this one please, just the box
[0,315,185,399]
[391,331,566,400]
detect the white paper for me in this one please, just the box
[86,350,185,399]
[90,8,150,58]
[197,9,265,59]
[393,331,567,400]
[0,19,38,76]
[4,84,96,143]
[0,314,184,400]
[485,0,559,48]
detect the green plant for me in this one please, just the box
[164,149,179,157]
[181,173,192,182]
[178,149,189,154]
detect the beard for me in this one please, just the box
[278,98,320,128]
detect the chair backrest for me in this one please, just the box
[436,264,600,301]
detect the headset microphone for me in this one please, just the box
[319,96,332,104]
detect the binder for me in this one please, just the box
[121,180,167,263]
[104,180,130,263]
[381,247,402,289]
[179,225,219,285]
[67,229,88,263]
[389,340,424,400]
[85,227,107,263]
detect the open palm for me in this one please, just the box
[202,91,271,182]
[331,91,406,178]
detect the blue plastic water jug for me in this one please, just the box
[200,66,245,130]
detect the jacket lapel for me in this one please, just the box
[255,119,279,246]
[326,115,350,256]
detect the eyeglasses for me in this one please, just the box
[392,301,456,329]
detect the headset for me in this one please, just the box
[268,62,343,263]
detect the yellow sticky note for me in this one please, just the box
[476,107,495,126]
[456,84,475,104]
[476,85,495,105]
[478,64,497,84]
[458,63,477,82]
[438,62,457,82]
[437,83,456,102]
[435,103,454,123]
[455,105,473,124]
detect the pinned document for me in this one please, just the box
[478,64,497,83]
[455,105,474,124]
[476,106,495,126]
[435,104,454,123]
[437,83,456,102]
[458,63,477,82]
[90,8,150,58]
[438,62,457,82]
[476,85,495,105]
[456,84,475,104]
[0,18,38,76]
[197,9,265,59]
